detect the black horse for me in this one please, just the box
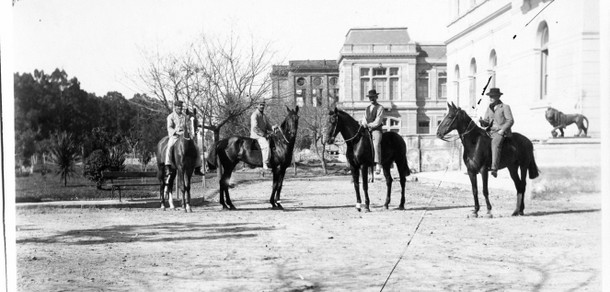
[156,113,198,212]
[436,102,539,217]
[207,106,299,210]
[324,108,410,212]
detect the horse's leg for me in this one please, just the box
[519,165,528,215]
[184,172,192,213]
[382,165,393,210]
[508,166,523,216]
[274,169,286,210]
[166,169,176,209]
[159,167,166,210]
[395,160,407,210]
[361,165,371,212]
[467,171,480,218]
[269,168,279,209]
[224,167,237,210]
[351,165,362,212]
[481,170,493,218]
[218,163,229,210]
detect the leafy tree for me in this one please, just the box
[49,131,80,186]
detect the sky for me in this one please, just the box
[11,0,449,98]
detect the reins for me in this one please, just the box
[330,114,363,143]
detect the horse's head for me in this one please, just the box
[324,107,340,144]
[281,105,299,141]
[183,108,198,140]
[436,102,466,139]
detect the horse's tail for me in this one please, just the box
[583,115,589,135]
[528,150,540,179]
[206,142,218,171]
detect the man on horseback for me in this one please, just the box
[165,100,204,176]
[359,89,385,175]
[478,88,514,178]
[250,100,278,170]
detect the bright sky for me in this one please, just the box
[12,0,449,98]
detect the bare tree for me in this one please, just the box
[137,32,276,143]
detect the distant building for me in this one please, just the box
[337,27,447,135]
[270,60,339,108]
[447,0,601,138]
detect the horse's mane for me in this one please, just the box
[335,109,359,125]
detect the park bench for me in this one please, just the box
[101,171,159,202]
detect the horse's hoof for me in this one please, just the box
[484,213,493,219]
[276,203,284,210]
[467,212,478,218]
[511,211,522,216]
[229,205,237,210]
[364,208,371,213]
[396,205,405,211]
[160,206,166,211]
[356,207,361,212]
[383,205,389,210]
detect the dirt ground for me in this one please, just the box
[15,174,601,291]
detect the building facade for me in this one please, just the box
[337,27,447,135]
[447,0,601,139]
[270,60,339,108]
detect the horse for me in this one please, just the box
[324,108,411,212]
[156,112,199,212]
[207,106,299,210]
[436,102,540,217]
[544,107,589,137]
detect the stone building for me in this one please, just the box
[337,27,447,135]
[270,60,339,108]
[447,0,601,139]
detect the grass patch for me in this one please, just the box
[15,162,349,202]
[530,166,600,199]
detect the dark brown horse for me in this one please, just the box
[324,108,410,212]
[436,102,539,217]
[156,112,198,212]
[207,106,299,210]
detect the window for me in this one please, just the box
[296,77,306,86]
[360,66,400,100]
[360,79,370,100]
[489,50,497,88]
[469,58,477,108]
[454,65,460,105]
[373,68,386,76]
[389,78,399,101]
[313,77,322,86]
[329,77,337,86]
[417,121,430,134]
[417,71,429,99]
[539,22,549,100]
[383,117,401,133]
[373,79,387,99]
[438,72,447,99]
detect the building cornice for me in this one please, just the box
[445,2,512,45]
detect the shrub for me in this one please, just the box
[49,131,81,186]
[83,149,108,189]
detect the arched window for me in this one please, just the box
[489,50,497,88]
[454,65,460,105]
[538,22,549,100]
[469,58,477,108]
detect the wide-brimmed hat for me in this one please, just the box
[486,88,504,97]
[174,100,184,106]
[366,89,379,98]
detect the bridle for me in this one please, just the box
[329,114,362,143]
[438,110,478,142]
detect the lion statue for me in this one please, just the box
[545,107,589,137]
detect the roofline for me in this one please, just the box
[345,27,409,36]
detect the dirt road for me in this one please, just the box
[16,175,601,291]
